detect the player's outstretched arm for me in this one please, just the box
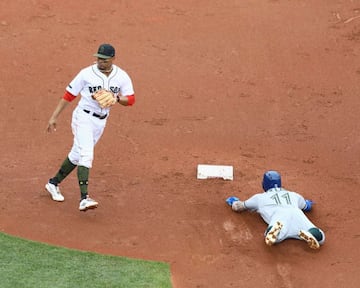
[46,98,70,133]
[226,196,247,212]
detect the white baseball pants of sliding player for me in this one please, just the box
[267,207,325,244]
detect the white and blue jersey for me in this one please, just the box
[244,188,321,242]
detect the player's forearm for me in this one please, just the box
[117,94,135,106]
[51,98,70,119]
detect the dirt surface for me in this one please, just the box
[1,1,360,287]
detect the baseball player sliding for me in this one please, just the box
[45,43,135,211]
[226,171,325,249]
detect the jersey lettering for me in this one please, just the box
[270,192,292,205]
[110,86,121,94]
[87,86,121,94]
[89,86,103,94]
[281,192,291,205]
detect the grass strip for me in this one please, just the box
[0,232,172,288]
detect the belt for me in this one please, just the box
[83,109,107,120]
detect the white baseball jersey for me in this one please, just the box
[66,63,134,115]
[66,63,134,168]
[244,188,318,242]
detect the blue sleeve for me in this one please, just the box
[303,199,313,212]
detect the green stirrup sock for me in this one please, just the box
[77,166,89,200]
[308,227,323,242]
[265,225,273,235]
[53,157,77,184]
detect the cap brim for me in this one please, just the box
[93,53,113,59]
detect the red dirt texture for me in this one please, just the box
[1,1,360,287]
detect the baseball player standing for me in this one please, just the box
[45,43,135,211]
[226,171,325,249]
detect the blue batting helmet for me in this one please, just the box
[262,170,281,191]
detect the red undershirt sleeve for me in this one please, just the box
[126,94,135,106]
[63,91,76,102]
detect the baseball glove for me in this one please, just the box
[92,90,117,108]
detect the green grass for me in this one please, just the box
[0,232,172,288]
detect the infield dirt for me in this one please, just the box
[1,1,359,287]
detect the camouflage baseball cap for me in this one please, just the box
[93,44,115,59]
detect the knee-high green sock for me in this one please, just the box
[50,157,76,185]
[77,166,89,200]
